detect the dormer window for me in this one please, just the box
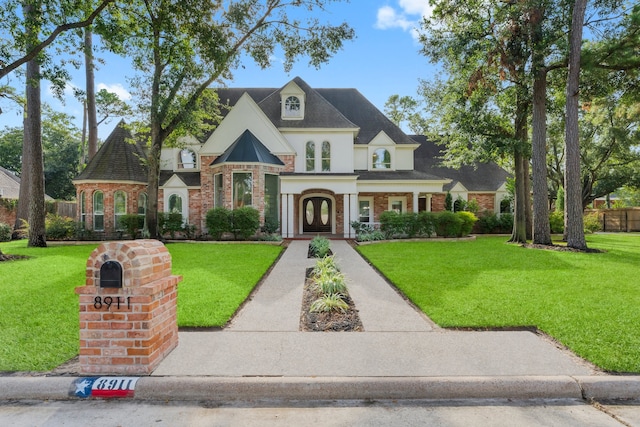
[179,149,196,169]
[284,96,302,118]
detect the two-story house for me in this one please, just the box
[74,77,510,238]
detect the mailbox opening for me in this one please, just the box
[100,261,123,288]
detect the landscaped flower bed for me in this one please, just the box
[299,254,363,332]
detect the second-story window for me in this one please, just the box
[306,141,315,172]
[284,96,301,117]
[321,141,331,172]
[180,149,196,169]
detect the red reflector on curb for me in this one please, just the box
[71,377,139,398]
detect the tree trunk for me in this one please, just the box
[531,67,552,244]
[564,0,587,250]
[14,114,31,236]
[85,27,98,160]
[508,91,529,244]
[24,2,47,248]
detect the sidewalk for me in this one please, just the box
[2,239,640,403]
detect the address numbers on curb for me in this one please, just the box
[71,377,139,398]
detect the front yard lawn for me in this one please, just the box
[0,240,282,371]
[357,234,640,373]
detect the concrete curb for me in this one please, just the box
[2,376,639,402]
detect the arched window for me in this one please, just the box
[137,193,148,216]
[79,191,86,229]
[373,148,391,169]
[500,198,512,214]
[168,194,183,214]
[114,191,127,230]
[93,191,104,231]
[321,141,331,172]
[284,96,301,117]
[179,149,196,169]
[306,141,315,172]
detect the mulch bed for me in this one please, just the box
[521,243,604,253]
[299,268,364,332]
[0,253,29,262]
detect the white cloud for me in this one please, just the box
[375,5,413,31]
[97,83,131,101]
[375,1,434,40]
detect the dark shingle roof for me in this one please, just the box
[208,77,414,145]
[411,135,510,191]
[257,77,358,130]
[212,129,284,165]
[75,121,148,183]
[355,170,446,181]
[159,171,201,187]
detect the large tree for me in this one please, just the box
[0,0,115,83]
[107,0,354,238]
[419,0,534,243]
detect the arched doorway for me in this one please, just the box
[302,196,332,233]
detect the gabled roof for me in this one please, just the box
[212,129,284,166]
[257,77,358,131]
[411,135,510,192]
[159,171,201,187]
[208,77,415,145]
[0,166,21,199]
[75,121,148,183]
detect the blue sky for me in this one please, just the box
[0,0,439,140]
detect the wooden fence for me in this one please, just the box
[586,208,640,232]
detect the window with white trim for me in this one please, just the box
[114,190,127,230]
[373,148,391,169]
[388,196,405,213]
[284,96,301,117]
[93,191,104,231]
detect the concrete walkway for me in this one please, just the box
[153,240,593,378]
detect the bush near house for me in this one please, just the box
[206,207,232,240]
[45,214,76,240]
[434,211,464,237]
[119,214,145,239]
[0,222,11,242]
[205,207,261,240]
[457,211,478,236]
[231,207,261,240]
[549,211,564,234]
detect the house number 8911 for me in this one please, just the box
[94,296,131,310]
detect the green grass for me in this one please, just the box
[0,240,282,371]
[357,234,640,373]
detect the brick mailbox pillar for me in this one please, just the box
[75,239,181,375]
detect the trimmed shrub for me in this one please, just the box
[119,214,144,238]
[434,211,463,237]
[549,211,564,234]
[476,211,499,233]
[231,207,260,240]
[159,212,184,239]
[379,210,404,238]
[206,207,232,240]
[0,222,11,242]
[45,214,75,240]
[262,216,279,234]
[498,213,514,233]
[417,211,436,237]
[457,211,478,236]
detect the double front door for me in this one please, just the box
[303,197,332,233]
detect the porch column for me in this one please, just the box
[280,194,289,238]
[343,194,350,237]
[413,192,419,213]
[427,194,432,212]
[287,194,295,237]
[349,194,358,238]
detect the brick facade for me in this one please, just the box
[468,193,496,212]
[75,240,181,375]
